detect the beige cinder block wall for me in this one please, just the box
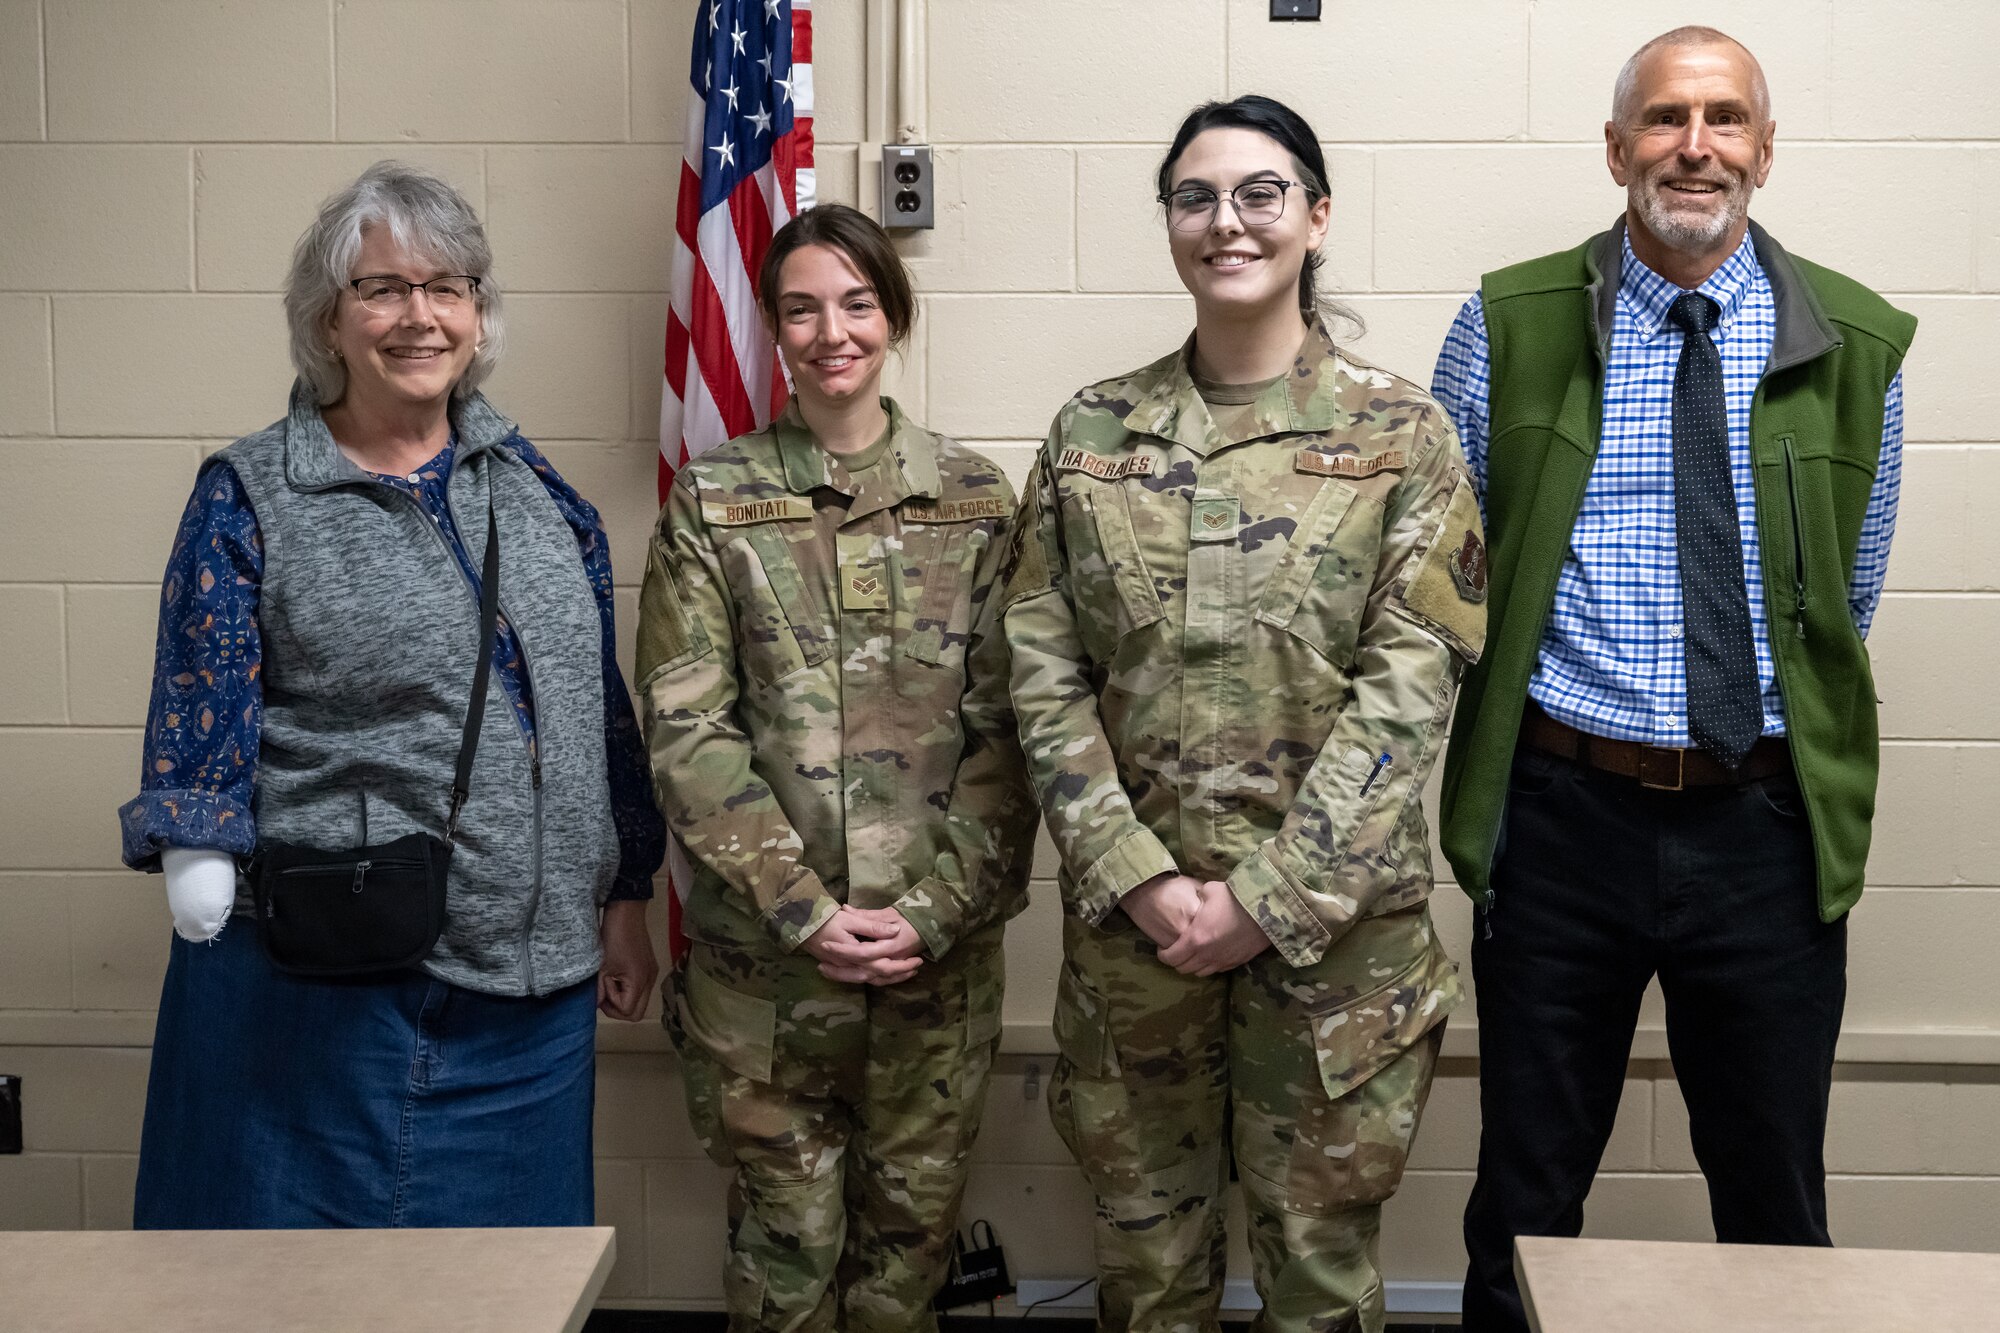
[3,0,1998,1307]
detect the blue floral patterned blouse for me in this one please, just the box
[119,438,665,900]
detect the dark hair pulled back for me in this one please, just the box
[758,203,917,346]
[1156,94,1358,336]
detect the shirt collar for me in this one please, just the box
[1619,229,1760,340]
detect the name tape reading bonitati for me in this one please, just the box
[902,497,1014,523]
[702,497,816,525]
[1294,449,1406,479]
[1057,449,1158,480]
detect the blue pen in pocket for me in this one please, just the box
[1359,751,1392,796]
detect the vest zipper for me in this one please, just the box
[524,763,544,995]
[1781,436,1808,641]
[433,480,549,997]
[388,471,549,992]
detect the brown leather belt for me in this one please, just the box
[1520,703,1791,791]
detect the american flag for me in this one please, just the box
[659,0,814,958]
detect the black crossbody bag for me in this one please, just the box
[248,502,502,978]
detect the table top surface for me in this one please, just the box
[1516,1236,2000,1333]
[0,1227,616,1333]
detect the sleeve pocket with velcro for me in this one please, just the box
[1399,472,1489,664]
[637,539,714,682]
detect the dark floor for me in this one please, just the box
[585,1314,1457,1331]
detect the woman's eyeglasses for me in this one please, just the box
[1158,180,1305,232]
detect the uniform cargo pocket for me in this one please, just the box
[682,956,778,1084]
[675,1039,739,1169]
[1286,947,1457,1215]
[1052,960,1118,1078]
[723,1211,772,1318]
[966,954,1005,1048]
[1309,944,1457,1100]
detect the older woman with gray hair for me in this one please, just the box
[117,161,664,1228]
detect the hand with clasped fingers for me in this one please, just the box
[1123,870,1273,977]
[803,904,926,986]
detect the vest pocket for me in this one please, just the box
[726,526,833,688]
[1254,477,1366,663]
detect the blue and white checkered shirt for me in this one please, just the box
[1431,231,1906,746]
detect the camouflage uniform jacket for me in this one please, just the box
[638,398,1036,959]
[1003,324,1488,967]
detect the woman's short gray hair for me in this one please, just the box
[284,161,504,406]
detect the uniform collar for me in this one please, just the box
[281,379,516,493]
[1121,321,1347,457]
[773,396,941,517]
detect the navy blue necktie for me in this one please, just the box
[1668,291,1761,769]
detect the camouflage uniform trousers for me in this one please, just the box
[1048,904,1455,1333]
[670,923,1007,1333]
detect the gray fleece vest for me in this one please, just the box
[219,383,619,997]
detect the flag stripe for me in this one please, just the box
[657,0,813,961]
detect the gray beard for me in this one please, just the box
[1632,177,1750,253]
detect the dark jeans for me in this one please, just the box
[1460,746,1847,1333]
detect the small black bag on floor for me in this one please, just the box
[248,501,501,978]
[933,1219,1013,1310]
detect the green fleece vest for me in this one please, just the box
[1439,220,1916,923]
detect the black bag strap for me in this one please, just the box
[445,499,502,843]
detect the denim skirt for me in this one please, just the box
[134,920,598,1229]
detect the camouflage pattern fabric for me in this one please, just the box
[1052,907,1453,1333]
[670,927,1006,1333]
[637,397,1036,959]
[638,399,1036,1331]
[1003,324,1483,1333]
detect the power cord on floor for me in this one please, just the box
[1017,1278,1093,1320]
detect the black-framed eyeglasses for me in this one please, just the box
[1157,179,1304,232]
[348,274,480,313]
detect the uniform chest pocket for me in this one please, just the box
[905,519,993,671]
[720,524,834,688]
[1061,484,1166,662]
[1254,478,1373,666]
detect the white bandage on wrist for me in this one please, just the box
[161,847,237,942]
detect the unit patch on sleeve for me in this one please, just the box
[1401,472,1489,663]
[1056,449,1158,481]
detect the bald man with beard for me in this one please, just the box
[1430,28,1917,1332]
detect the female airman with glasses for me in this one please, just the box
[999,95,1487,1333]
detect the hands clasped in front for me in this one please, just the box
[804,904,926,986]
[1124,871,1272,976]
